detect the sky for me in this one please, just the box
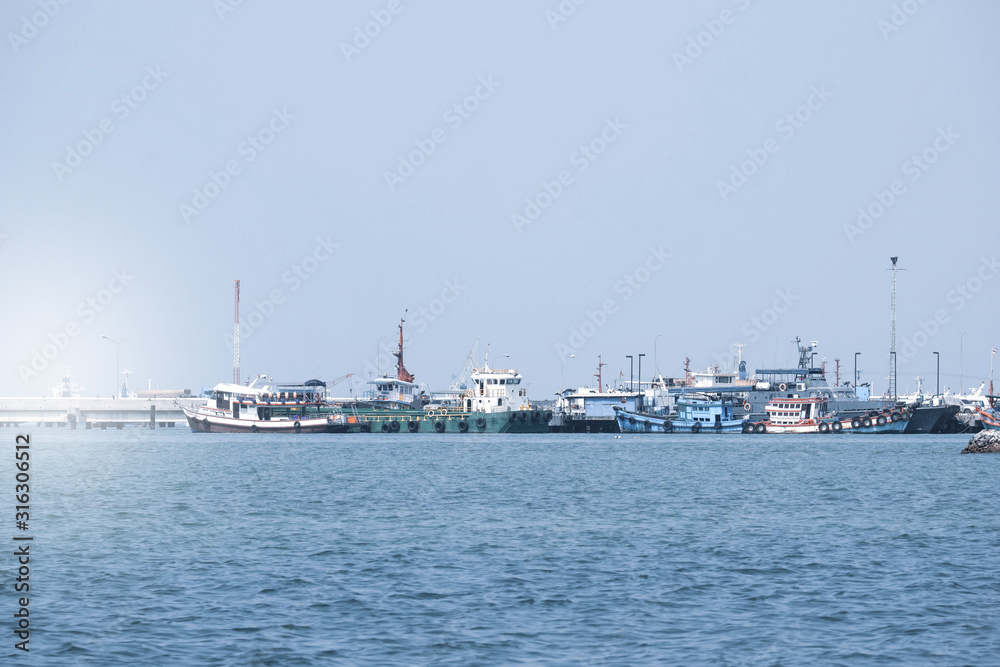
[1,0,998,400]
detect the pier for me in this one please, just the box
[0,397,202,429]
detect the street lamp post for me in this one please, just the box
[560,354,575,393]
[654,335,662,378]
[933,351,940,397]
[854,352,860,391]
[101,335,126,399]
[638,353,645,393]
[960,331,967,393]
[626,355,634,392]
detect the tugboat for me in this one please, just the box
[182,377,349,433]
[614,393,744,433]
[336,318,551,434]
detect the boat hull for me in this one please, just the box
[744,414,909,435]
[343,408,551,434]
[614,410,744,434]
[183,407,349,433]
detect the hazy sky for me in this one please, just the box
[2,1,998,399]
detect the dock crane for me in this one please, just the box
[449,337,480,392]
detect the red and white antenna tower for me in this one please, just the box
[233,279,241,385]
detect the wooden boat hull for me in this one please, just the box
[614,408,745,433]
[182,406,349,433]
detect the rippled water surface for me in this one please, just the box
[9,430,1000,664]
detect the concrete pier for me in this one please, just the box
[0,397,203,429]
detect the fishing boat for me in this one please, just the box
[743,396,909,434]
[613,393,744,433]
[975,407,1000,431]
[182,378,349,433]
[336,318,550,434]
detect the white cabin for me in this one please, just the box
[364,377,420,408]
[462,365,530,413]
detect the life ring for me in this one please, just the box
[381,422,391,433]
[691,422,701,433]
[743,401,751,412]
[250,424,258,433]
[434,421,445,433]
[851,417,862,429]
[754,423,766,434]
[293,421,301,432]
[663,420,673,432]
[778,383,787,392]
[831,421,843,433]
[876,415,887,426]
[862,417,872,428]
[407,420,419,432]
[389,420,400,432]
[360,422,371,433]
[476,417,487,429]
[458,420,469,433]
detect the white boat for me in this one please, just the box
[744,396,910,434]
[182,378,349,433]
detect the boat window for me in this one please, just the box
[499,379,505,385]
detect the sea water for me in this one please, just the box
[6,429,999,665]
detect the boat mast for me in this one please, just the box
[393,310,415,383]
[595,355,606,391]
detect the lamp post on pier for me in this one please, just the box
[654,335,662,379]
[101,335,126,399]
[854,352,860,393]
[560,354,575,393]
[638,353,645,394]
[960,331,967,393]
[933,351,940,397]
